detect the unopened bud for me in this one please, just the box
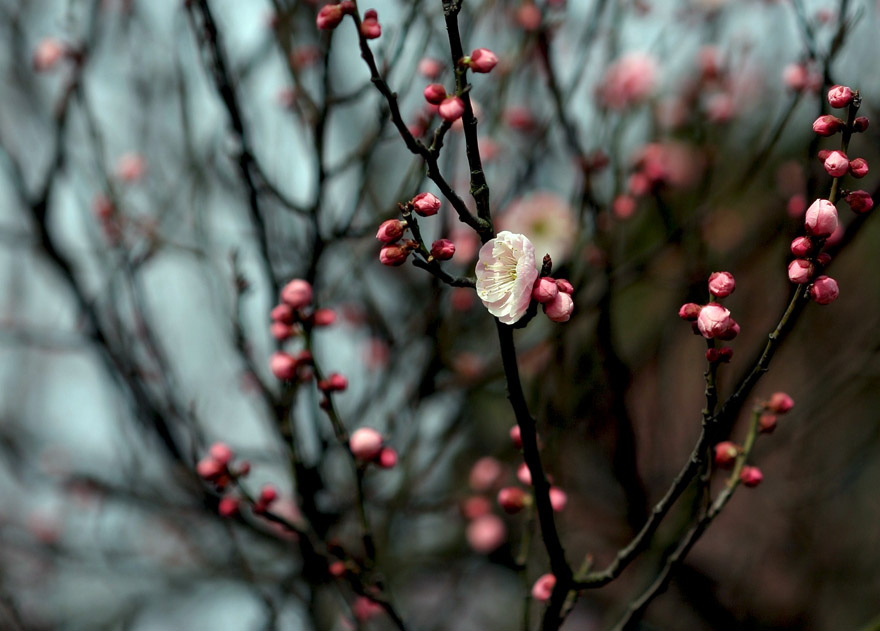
[809,275,839,305]
[714,441,739,468]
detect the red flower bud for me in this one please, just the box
[809,275,839,305]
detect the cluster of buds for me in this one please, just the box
[788,199,840,304]
[423,83,465,122]
[348,427,397,469]
[417,47,496,124]
[316,372,348,410]
[532,276,575,323]
[270,279,336,382]
[713,392,794,488]
[377,193,457,267]
[679,271,740,359]
[196,442,253,516]
[499,425,567,513]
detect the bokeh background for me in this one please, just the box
[1,0,879,629]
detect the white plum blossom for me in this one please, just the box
[475,231,539,324]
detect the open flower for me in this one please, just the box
[475,231,538,324]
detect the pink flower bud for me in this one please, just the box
[430,239,455,260]
[318,373,348,392]
[849,157,869,178]
[706,348,720,362]
[316,4,344,30]
[809,275,839,305]
[787,259,814,284]
[418,57,443,78]
[555,278,574,294]
[817,149,831,161]
[116,153,146,182]
[270,351,298,380]
[532,277,559,303]
[33,38,65,72]
[678,303,702,321]
[423,83,447,105]
[767,392,794,414]
[350,427,384,461]
[718,347,733,362]
[790,236,814,257]
[804,198,838,237]
[313,308,337,326]
[510,425,523,449]
[740,466,763,488]
[197,456,224,480]
[360,11,381,39]
[517,462,532,486]
[438,96,465,121]
[412,192,442,216]
[824,151,849,177]
[696,303,731,339]
[281,279,313,309]
[531,574,556,602]
[845,190,874,213]
[259,484,278,505]
[379,244,410,266]
[466,514,506,553]
[352,596,383,622]
[788,194,806,218]
[376,219,405,243]
[218,496,240,517]
[328,561,347,577]
[468,48,498,73]
[377,446,398,468]
[853,116,869,132]
[827,84,853,108]
[497,487,527,514]
[715,318,740,341]
[469,456,503,491]
[270,322,291,340]
[612,194,638,219]
[714,441,739,468]
[271,303,296,324]
[516,4,542,30]
[816,252,832,266]
[209,442,234,467]
[543,291,574,323]
[462,495,492,520]
[758,414,777,433]
[236,460,251,476]
[782,64,807,91]
[812,115,843,136]
[708,271,735,298]
[549,486,567,512]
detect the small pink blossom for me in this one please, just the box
[218,496,240,517]
[115,153,146,182]
[313,308,336,326]
[532,277,558,304]
[466,514,506,553]
[804,198,838,237]
[812,115,843,136]
[531,574,556,602]
[823,151,849,177]
[379,244,410,266]
[849,158,868,178]
[438,96,465,121]
[517,462,532,486]
[543,291,574,323]
[376,219,405,243]
[696,303,733,339]
[787,259,814,284]
[412,192,441,216]
[827,85,853,108]
[209,442,234,466]
[360,9,381,39]
[430,239,455,260]
[270,351,298,380]
[281,279,313,309]
[708,271,735,298]
[497,487,527,514]
[468,48,498,73]
[469,456,504,491]
[423,83,447,105]
[33,38,65,72]
[316,4,344,30]
[475,231,539,325]
[418,58,443,78]
[845,190,874,214]
[549,486,567,512]
[598,53,658,110]
[714,442,739,468]
[349,428,384,461]
[377,446,398,468]
[767,392,794,414]
[740,466,763,488]
[809,275,839,305]
[318,373,348,392]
